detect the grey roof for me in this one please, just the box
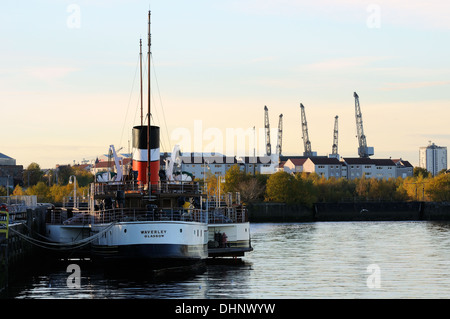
[343,158,396,166]
[343,157,374,165]
[308,157,342,165]
[180,154,238,165]
[0,153,13,160]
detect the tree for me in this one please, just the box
[355,175,370,200]
[265,171,296,203]
[426,173,450,201]
[72,167,94,187]
[204,172,222,199]
[26,181,50,202]
[23,162,44,186]
[12,185,25,196]
[223,165,244,194]
[414,167,431,178]
[293,173,317,207]
[237,177,265,203]
[49,184,74,203]
[57,165,74,185]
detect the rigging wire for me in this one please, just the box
[119,53,141,152]
[122,49,173,162]
[151,53,172,152]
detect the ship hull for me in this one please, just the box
[208,222,253,257]
[90,221,208,264]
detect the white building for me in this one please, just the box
[176,154,277,179]
[342,158,397,180]
[283,158,308,174]
[180,154,240,179]
[419,142,448,176]
[303,157,343,179]
[393,159,414,179]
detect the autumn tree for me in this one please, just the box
[265,171,296,203]
[414,167,431,178]
[265,171,317,207]
[223,165,245,194]
[426,173,450,201]
[293,173,317,207]
[23,162,44,186]
[49,184,74,203]
[72,166,94,187]
[12,185,25,196]
[26,181,50,202]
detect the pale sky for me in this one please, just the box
[1,0,449,168]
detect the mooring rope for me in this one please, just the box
[8,222,116,251]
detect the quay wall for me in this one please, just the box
[247,201,450,223]
[0,206,47,293]
[247,202,314,222]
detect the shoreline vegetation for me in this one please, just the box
[1,163,448,211]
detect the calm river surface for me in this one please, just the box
[6,221,450,299]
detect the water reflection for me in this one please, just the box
[6,221,450,299]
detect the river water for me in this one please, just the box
[5,221,450,299]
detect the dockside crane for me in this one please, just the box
[264,105,271,156]
[331,115,339,157]
[276,114,283,156]
[354,92,374,158]
[300,103,316,157]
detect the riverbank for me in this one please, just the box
[247,201,450,222]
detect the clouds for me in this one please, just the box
[381,81,450,91]
[25,66,79,81]
[306,56,388,71]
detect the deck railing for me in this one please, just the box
[208,206,248,224]
[91,180,203,197]
[47,205,247,226]
[91,207,208,224]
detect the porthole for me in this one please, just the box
[124,229,127,233]
[180,229,183,233]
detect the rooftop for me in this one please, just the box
[308,157,342,165]
[343,158,396,166]
[286,158,308,166]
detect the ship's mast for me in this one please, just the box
[140,38,143,126]
[147,10,151,193]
